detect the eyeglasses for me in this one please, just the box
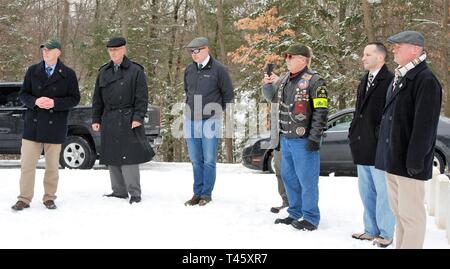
[189,47,206,54]
[284,54,301,60]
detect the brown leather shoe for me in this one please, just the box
[184,196,201,206]
[373,237,393,248]
[198,197,212,206]
[43,200,57,210]
[352,232,375,241]
[11,200,30,211]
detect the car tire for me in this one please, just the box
[433,151,445,174]
[60,136,96,169]
[267,152,275,174]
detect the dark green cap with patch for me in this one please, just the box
[282,43,310,58]
[40,38,61,50]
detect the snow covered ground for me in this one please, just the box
[0,161,448,249]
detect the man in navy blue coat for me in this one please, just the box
[12,38,80,211]
[375,31,442,248]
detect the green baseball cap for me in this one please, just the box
[282,43,310,58]
[40,38,61,50]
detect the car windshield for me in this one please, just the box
[327,113,353,132]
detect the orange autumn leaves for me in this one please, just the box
[230,7,295,70]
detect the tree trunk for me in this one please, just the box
[193,0,206,36]
[362,0,375,42]
[215,0,233,163]
[120,0,130,38]
[443,0,450,116]
[60,0,70,52]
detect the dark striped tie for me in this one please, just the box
[366,73,374,92]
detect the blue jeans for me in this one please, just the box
[185,119,220,198]
[281,137,320,227]
[357,165,395,240]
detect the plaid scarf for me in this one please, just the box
[392,53,427,91]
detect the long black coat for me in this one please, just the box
[20,59,80,144]
[349,65,393,165]
[374,61,442,180]
[92,56,153,165]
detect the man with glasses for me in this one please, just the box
[262,44,328,231]
[11,38,80,211]
[183,37,234,206]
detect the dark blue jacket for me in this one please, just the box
[20,59,80,144]
[184,56,234,120]
[375,61,442,180]
[349,64,393,165]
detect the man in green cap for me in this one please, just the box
[11,38,80,211]
[262,44,328,231]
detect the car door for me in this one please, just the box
[0,86,24,154]
[320,112,355,174]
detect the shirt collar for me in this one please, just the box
[199,55,210,69]
[369,68,381,80]
[45,63,56,70]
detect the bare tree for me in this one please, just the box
[193,0,206,36]
[362,0,375,42]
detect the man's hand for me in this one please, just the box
[407,168,422,177]
[263,73,279,84]
[131,121,142,129]
[92,123,101,132]
[35,97,54,109]
[306,140,320,152]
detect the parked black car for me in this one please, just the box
[0,82,162,169]
[242,108,450,176]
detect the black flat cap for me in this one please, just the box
[388,31,424,47]
[106,37,127,48]
[184,37,209,48]
[282,43,310,58]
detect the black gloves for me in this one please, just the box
[306,140,320,152]
[407,168,422,177]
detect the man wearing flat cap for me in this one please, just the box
[92,37,154,205]
[262,43,328,231]
[183,37,234,207]
[11,38,80,211]
[375,31,442,248]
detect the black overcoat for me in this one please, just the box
[349,65,393,165]
[92,56,153,165]
[374,61,442,180]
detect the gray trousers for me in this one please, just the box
[273,150,288,206]
[108,164,141,197]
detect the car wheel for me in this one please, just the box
[433,152,445,174]
[267,153,275,173]
[60,136,95,169]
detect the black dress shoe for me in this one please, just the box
[104,193,128,199]
[129,196,141,204]
[274,216,294,225]
[291,219,317,231]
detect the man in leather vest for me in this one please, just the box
[262,44,328,231]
